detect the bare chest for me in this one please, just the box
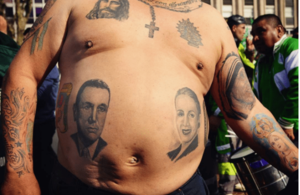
[61,0,218,91]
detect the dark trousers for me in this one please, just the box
[33,118,57,195]
[50,162,209,195]
[199,140,219,195]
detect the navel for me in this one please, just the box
[85,40,93,48]
[127,156,140,165]
[197,63,204,70]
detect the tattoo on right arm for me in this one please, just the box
[217,52,256,120]
[2,88,36,177]
[251,114,298,171]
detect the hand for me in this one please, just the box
[246,37,255,52]
[1,173,41,195]
[283,128,295,141]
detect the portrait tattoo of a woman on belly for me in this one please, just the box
[167,87,201,162]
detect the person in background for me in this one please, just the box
[291,27,298,39]
[227,15,255,86]
[0,15,20,186]
[252,14,298,148]
[208,94,244,195]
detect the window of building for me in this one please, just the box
[222,0,232,18]
[244,0,253,24]
[223,0,232,5]
[285,0,294,25]
[202,0,211,4]
[5,7,13,17]
[266,0,275,14]
[245,0,253,5]
[4,0,48,37]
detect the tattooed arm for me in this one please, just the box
[210,19,298,176]
[1,0,72,194]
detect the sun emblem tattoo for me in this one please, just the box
[177,18,203,48]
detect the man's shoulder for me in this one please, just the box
[281,37,298,56]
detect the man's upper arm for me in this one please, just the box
[210,27,298,175]
[7,0,71,84]
[210,25,256,123]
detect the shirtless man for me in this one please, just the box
[1,0,298,194]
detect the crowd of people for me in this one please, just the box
[0,1,298,194]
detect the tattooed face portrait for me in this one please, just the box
[218,53,255,120]
[86,0,129,21]
[268,134,288,152]
[73,80,110,144]
[253,117,274,139]
[167,87,200,162]
[175,88,200,144]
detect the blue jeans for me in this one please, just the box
[49,162,209,195]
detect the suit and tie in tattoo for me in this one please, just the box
[71,79,110,161]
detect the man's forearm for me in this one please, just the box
[248,112,298,175]
[1,76,37,178]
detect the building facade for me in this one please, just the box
[3,0,299,35]
[202,0,298,34]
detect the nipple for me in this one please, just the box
[197,63,204,70]
[85,40,93,48]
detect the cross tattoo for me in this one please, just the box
[145,21,159,38]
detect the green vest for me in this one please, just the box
[0,32,20,79]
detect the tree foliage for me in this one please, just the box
[0,0,32,44]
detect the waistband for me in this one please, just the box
[52,162,206,194]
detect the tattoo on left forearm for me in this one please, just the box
[251,114,298,171]
[26,120,34,162]
[217,52,255,120]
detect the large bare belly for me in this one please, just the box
[55,48,207,194]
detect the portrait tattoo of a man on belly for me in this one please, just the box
[71,79,110,161]
[168,87,201,162]
[86,0,129,21]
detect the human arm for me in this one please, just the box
[210,19,298,176]
[0,1,71,194]
[278,39,298,140]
